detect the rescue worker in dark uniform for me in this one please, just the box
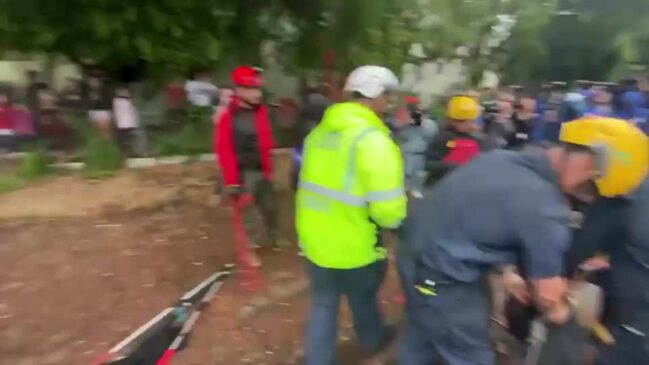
[424,95,490,186]
[398,95,488,331]
[397,116,648,365]
[568,177,649,365]
[215,66,277,268]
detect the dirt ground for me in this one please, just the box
[0,162,404,365]
[173,250,404,365]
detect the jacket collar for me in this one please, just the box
[518,146,561,186]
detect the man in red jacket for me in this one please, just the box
[215,66,277,268]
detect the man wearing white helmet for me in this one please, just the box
[296,65,407,365]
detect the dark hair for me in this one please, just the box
[351,91,366,99]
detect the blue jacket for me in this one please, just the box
[623,91,649,133]
[401,148,571,283]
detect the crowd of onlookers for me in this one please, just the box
[0,69,233,156]
[3,67,648,166]
[0,69,146,154]
[286,76,649,192]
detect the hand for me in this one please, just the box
[534,277,568,311]
[579,256,610,272]
[545,301,571,324]
[503,269,530,304]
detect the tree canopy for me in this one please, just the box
[0,0,646,84]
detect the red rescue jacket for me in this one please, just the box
[441,138,481,164]
[214,98,274,186]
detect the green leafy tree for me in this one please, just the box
[0,0,236,75]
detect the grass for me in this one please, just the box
[81,134,123,179]
[0,174,26,194]
[66,114,124,179]
[0,148,52,194]
[17,150,50,180]
[153,106,213,156]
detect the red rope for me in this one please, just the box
[229,194,265,292]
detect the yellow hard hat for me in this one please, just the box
[447,96,479,121]
[560,116,649,197]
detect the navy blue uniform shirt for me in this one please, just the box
[403,148,572,283]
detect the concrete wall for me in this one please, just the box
[0,59,80,88]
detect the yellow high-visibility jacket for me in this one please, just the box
[296,102,407,269]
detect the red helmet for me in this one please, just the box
[405,95,419,105]
[231,66,262,87]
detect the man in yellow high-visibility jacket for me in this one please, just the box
[296,65,407,365]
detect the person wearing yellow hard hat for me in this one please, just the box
[396,116,648,365]
[561,117,649,365]
[423,95,493,186]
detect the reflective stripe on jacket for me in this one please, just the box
[296,102,407,269]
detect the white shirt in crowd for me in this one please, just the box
[185,80,218,107]
[113,97,139,130]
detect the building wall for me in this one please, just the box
[0,59,80,88]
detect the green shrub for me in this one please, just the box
[82,134,123,179]
[17,150,50,180]
[154,106,213,156]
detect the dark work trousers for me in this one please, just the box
[596,326,649,365]
[241,170,278,245]
[596,255,649,365]
[398,276,495,365]
[396,241,417,315]
[305,260,390,365]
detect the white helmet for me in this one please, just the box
[344,65,400,99]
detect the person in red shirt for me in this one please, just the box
[214,66,277,268]
[0,89,17,150]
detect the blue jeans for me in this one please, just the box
[305,260,388,365]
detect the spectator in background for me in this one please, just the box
[24,70,47,128]
[113,85,145,156]
[37,88,72,150]
[59,77,83,111]
[185,71,218,108]
[24,70,41,112]
[85,72,113,139]
[164,76,186,125]
[292,86,331,189]
[395,96,438,196]
[0,88,17,151]
[483,90,516,148]
[575,80,595,98]
[589,86,615,117]
[540,82,569,142]
[510,94,542,149]
[214,86,234,123]
[627,75,649,132]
